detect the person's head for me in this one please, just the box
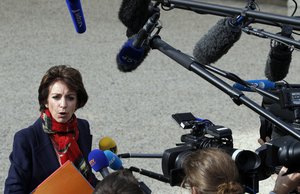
[182,148,244,194]
[38,65,88,123]
[93,169,144,194]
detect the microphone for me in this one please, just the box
[99,136,118,154]
[118,0,152,37]
[265,25,294,81]
[66,0,86,33]
[104,150,124,170]
[193,17,242,65]
[88,149,110,177]
[116,12,159,72]
[233,79,276,92]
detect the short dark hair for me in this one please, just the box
[93,169,143,194]
[38,65,88,111]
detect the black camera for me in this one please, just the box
[257,82,300,180]
[161,112,261,193]
[260,82,300,140]
[256,135,300,181]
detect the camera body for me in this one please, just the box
[257,82,300,180]
[162,112,261,193]
[260,82,300,140]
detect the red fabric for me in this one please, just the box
[41,109,81,165]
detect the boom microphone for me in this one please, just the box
[88,149,110,177]
[265,25,293,81]
[99,136,118,154]
[66,0,86,33]
[118,0,152,37]
[193,17,242,65]
[116,13,159,72]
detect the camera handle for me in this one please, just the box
[149,35,300,141]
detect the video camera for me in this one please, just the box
[162,112,261,193]
[260,82,300,140]
[256,82,300,180]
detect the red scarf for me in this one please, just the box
[41,109,90,178]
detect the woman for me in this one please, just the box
[5,65,98,193]
[182,148,244,194]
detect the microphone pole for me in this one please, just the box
[129,166,170,183]
[202,65,280,102]
[242,26,300,50]
[149,35,300,140]
[118,153,163,158]
[153,0,300,31]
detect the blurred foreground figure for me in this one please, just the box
[93,169,144,194]
[182,148,244,194]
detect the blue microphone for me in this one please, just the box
[88,149,110,177]
[104,150,124,170]
[116,12,160,72]
[233,79,276,92]
[116,36,149,72]
[66,0,86,33]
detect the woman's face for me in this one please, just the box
[45,80,77,123]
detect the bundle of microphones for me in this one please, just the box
[64,0,295,84]
[88,136,122,177]
[116,0,295,87]
[88,136,153,193]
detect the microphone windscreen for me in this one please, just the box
[116,35,151,72]
[104,150,123,170]
[88,149,109,172]
[265,43,292,81]
[265,25,293,81]
[99,136,118,154]
[118,0,151,35]
[193,18,242,65]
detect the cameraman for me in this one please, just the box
[182,147,244,194]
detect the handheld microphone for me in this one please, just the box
[66,0,86,33]
[104,150,124,170]
[118,0,152,37]
[88,149,110,177]
[265,25,293,81]
[116,12,159,72]
[99,136,118,154]
[193,17,242,65]
[233,79,276,92]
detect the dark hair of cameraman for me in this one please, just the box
[93,169,144,194]
[182,148,244,194]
